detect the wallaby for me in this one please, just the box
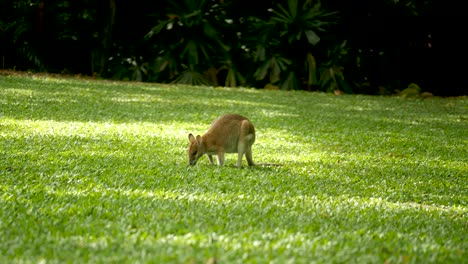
[188,114,255,167]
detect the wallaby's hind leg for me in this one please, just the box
[237,120,255,168]
[236,139,247,167]
[236,152,244,167]
[246,147,254,166]
[243,132,255,167]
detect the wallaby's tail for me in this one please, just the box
[255,163,282,167]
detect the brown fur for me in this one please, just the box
[188,114,255,167]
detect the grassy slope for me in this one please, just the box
[1,74,467,263]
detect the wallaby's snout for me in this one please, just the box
[187,114,255,167]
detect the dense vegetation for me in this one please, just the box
[1,74,466,262]
[2,0,464,95]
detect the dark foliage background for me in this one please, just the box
[1,0,464,95]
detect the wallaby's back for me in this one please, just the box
[205,114,255,153]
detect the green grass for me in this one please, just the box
[1,74,467,263]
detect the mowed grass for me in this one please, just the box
[0,74,467,263]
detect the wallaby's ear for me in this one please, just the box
[196,135,202,144]
[188,133,195,142]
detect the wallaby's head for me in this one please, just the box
[188,133,205,165]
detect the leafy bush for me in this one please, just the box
[317,40,352,93]
[246,0,339,90]
[146,0,230,85]
[1,0,448,95]
[143,0,345,91]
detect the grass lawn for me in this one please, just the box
[1,73,467,263]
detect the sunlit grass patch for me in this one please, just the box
[1,74,467,263]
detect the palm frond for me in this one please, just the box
[306,53,317,86]
[281,71,299,90]
[172,69,212,86]
[305,30,320,45]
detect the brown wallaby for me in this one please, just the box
[188,114,255,167]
